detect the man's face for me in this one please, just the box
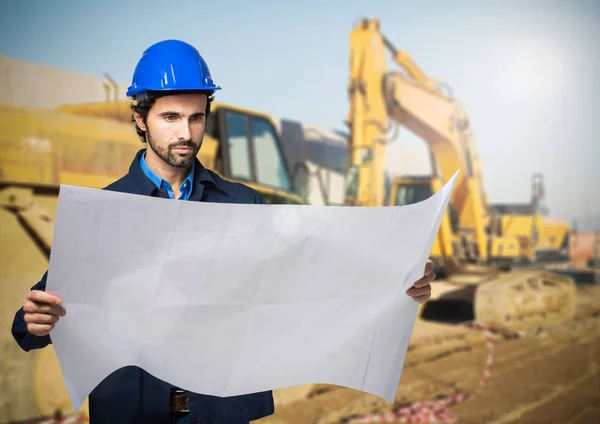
[136,92,208,169]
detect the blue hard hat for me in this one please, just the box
[126,39,221,98]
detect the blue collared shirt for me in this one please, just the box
[139,151,195,200]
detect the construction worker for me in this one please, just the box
[11,40,436,424]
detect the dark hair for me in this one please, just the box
[130,90,214,143]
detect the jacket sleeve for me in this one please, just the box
[253,192,267,204]
[12,271,53,352]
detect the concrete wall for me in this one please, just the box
[0,54,129,109]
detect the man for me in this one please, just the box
[11,40,436,424]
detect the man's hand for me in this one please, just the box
[23,290,66,337]
[406,259,436,303]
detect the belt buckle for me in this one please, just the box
[170,389,189,413]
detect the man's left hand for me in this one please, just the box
[405,259,436,303]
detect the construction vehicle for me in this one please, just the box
[343,18,577,331]
[0,100,304,422]
[387,174,463,275]
[345,18,526,269]
[491,173,571,263]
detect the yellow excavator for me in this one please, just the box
[491,173,571,263]
[343,18,577,331]
[345,18,525,269]
[0,100,304,422]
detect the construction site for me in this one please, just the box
[1,17,599,424]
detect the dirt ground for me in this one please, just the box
[255,285,600,424]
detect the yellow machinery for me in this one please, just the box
[345,18,524,269]
[387,175,463,273]
[0,100,304,422]
[344,18,577,331]
[537,218,570,260]
[491,173,571,263]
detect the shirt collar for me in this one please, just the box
[139,150,195,196]
[129,149,227,199]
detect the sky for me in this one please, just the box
[1,0,599,230]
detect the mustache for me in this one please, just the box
[169,140,196,149]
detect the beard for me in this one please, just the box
[146,129,201,169]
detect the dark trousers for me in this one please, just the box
[171,411,190,424]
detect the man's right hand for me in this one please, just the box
[23,290,66,337]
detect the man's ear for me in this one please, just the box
[133,110,147,131]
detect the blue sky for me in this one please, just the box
[1,0,599,229]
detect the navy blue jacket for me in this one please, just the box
[11,149,274,424]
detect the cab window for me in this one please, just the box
[222,109,291,193]
[394,183,431,205]
[225,111,253,180]
[251,117,291,192]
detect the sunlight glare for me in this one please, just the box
[505,38,564,102]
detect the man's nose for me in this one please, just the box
[177,121,192,140]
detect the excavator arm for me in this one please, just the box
[344,19,391,207]
[346,18,493,260]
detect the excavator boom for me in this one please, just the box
[345,19,391,207]
[345,19,495,262]
[381,62,492,260]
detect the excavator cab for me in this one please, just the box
[204,104,305,205]
[390,176,432,206]
[388,175,462,275]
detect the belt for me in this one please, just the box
[170,389,189,413]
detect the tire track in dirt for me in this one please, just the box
[396,334,568,403]
[257,291,600,424]
[485,368,598,424]
[452,325,600,424]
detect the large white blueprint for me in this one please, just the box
[46,170,459,412]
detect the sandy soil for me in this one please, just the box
[254,285,600,424]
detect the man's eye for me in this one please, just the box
[190,115,204,122]
[165,115,177,121]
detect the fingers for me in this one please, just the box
[404,261,436,304]
[24,312,60,325]
[27,290,62,306]
[23,290,66,336]
[23,300,66,317]
[413,270,436,288]
[26,322,56,337]
[24,310,62,337]
[411,293,431,303]
[406,284,431,298]
[424,259,434,275]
